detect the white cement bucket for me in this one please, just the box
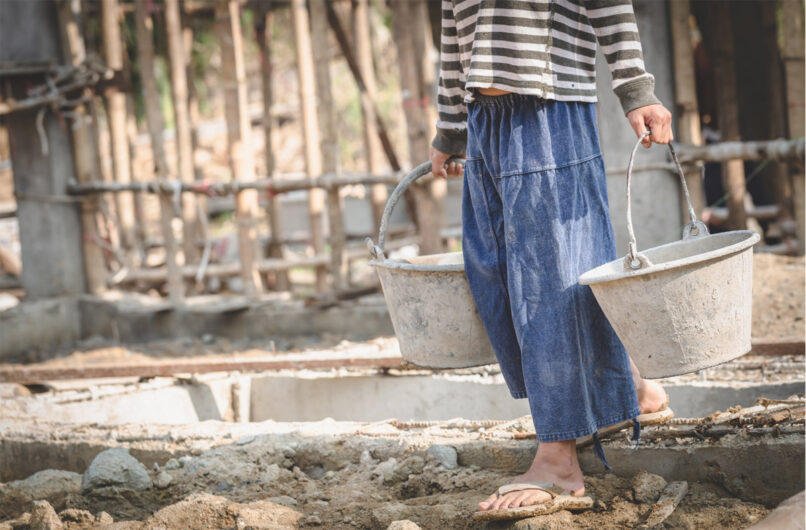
[367,161,497,368]
[579,134,760,378]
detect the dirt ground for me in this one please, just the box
[0,445,772,530]
[751,254,804,340]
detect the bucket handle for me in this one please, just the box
[366,157,465,260]
[624,131,709,271]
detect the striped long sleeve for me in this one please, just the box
[433,0,469,155]
[430,0,662,154]
[581,0,661,114]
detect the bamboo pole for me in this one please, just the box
[165,0,200,264]
[291,0,327,292]
[101,0,139,256]
[781,0,805,255]
[310,0,347,290]
[669,0,706,220]
[389,0,444,254]
[255,4,290,291]
[351,0,387,230]
[712,1,748,231]
[57,0,108,294]
[215,0,263,298]
[134,0,184,303]
[324,3,401,171]
[67,171,404,194]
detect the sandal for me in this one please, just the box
[472,481,593,521]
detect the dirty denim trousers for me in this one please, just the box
[462,93,641,445]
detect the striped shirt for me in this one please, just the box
[433,0,661,154]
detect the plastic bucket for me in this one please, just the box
[367,161,496,368]
[579,133,760,378]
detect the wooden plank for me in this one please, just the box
[255,3,291,291]
[389,0,444,255]
[291,0,327,292]
[215,0,263,298]
[310,0,346,290]
[57,0,108,295]
[749,339,805,357]
[0,356,405,384]
[114,255,331,285]
[712,1,747,231]
[165,0,200,263]
[669,0,705,220]
[781,0,805,256]
[101,0,138,256]
[134,0,184,303]
[351,0,388,230]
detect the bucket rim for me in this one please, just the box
[369,258,465,273]
[578,230,760,285]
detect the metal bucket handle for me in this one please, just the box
[624,131,709,271]
[366,157,465,260]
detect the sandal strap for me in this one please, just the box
[497,481,568,498]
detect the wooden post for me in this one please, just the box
[57,0,108,294]
[311,0,346,290]
[165,0,200,264]
[390,0,444,254]
[351,0,387,230]
[182,18,204,182]
[215,0,263,297]
[761,2,793,221]
[134,0,184,303]
[712,1,747,231]
[101,0,139,257]
[255,4,291,291]
[291,0,327,291]
[669,0,706,220]
[781,0,805,255]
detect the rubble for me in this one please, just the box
[81,448,152,493]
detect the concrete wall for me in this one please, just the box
[0,298,80,362]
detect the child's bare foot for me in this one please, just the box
[476,440,585,512]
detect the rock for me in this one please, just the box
[387,520,421,530]
[81,448,152,493]
[146,493,303,530]
[264,495,298,507]
[426,445,458,469]
[95,512,114,525]
[29,500,63,530]
[2,470,82,501]
[632,470,668,504]
[264,464,282,482]
[512,510,575,529]
[371,503,416,528]
[178,456,193,466]
[164,458,181,470]
[376,456,425,485]
[57,509,94,524]
[154,471,173,489]
[0,383,30,398]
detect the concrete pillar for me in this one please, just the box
[0,1,87,298]
[595,0,681,254]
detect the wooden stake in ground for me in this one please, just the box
[351,0,387,230]
[57,0,108,294]
[291,0,327,292]
[165,0,200,264]
[390,0,445,254]
[101,0,139,257]
[669,0,706,220]
[215,0,263,298]
[781,0,806,255]
[255,4,291,291]
[712,1,747,231]
[310,0,347,290]
[134,0,184,303]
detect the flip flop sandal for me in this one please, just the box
[577,404,675,448]
[472,481,594,521]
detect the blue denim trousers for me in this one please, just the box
[462,93,641,444]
